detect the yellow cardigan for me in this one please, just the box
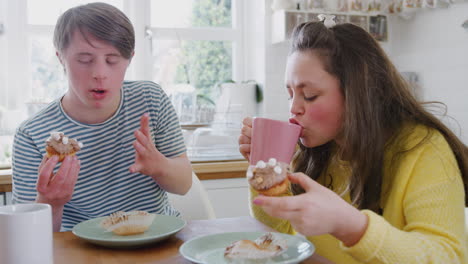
[250,124,467,263]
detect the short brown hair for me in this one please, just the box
[53,2,135,59]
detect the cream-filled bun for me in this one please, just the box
[247,158,290,196]
[45,131,83,162]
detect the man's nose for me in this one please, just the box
[92,60,108,80]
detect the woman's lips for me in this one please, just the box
[289,118,305,137]
[288,118,299,125]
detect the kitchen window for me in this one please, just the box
[0,0,247,167]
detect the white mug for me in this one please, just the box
[0,203,53,264]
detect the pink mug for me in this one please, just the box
[250,117,302,165]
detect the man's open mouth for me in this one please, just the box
[92,89,105,94]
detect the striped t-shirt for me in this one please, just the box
[12,81,186,231]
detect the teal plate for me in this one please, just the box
[180,232,315,264]
[72,214,186,248]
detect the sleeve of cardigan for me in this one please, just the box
[249,187,297,235]
[340,137,467,264]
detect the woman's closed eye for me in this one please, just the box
[304,95,317,101]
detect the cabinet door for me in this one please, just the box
[202,178,250,218]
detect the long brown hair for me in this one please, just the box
[289,21,468,212]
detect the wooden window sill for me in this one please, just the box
[0,160,249,193]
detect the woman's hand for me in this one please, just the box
[238,117,253,161]
[36,155,80,207]
[129,113,168,178]
[253,173,368,247]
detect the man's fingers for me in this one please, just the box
[37,156,59,192]
[129,163,142,173]
[134,130,149,146]
[140,113,151,137]
[49,155,73,187]
[65,158,80,188]
[38,156,48,173]
[133,140,147,156]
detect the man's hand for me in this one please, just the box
[36,155,80,207]
[129,113,168,178]
[36,155,80,232]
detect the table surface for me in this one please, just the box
[53,216,334,264]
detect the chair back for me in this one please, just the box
[167,172,216,220]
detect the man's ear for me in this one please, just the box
[56,51,64,65]
[126,51,135,67]
[56,51,66,74]
[129,51,135,63]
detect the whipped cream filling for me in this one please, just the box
[247,158,289,190]
[46,131,83,154]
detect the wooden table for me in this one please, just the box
[53,216,333,264]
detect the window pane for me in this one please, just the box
[29,36,67,105]
[152,39,232,123]
[27,0,124,25]
[150,0,232,28]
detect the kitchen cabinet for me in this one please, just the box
[202,178,251,218]
[272,10,388,43]
[193,160,250,218]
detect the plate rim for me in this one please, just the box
[179,231,315,264]
[72,214,186,244]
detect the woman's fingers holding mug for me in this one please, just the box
[242,117,253,127]
[238,134,251,145]
[239,143,251,161]
[241,124,252,139]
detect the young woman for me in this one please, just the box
[239,19,468,263]
[12,2,192,231]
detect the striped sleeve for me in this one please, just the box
[11,128,42,204]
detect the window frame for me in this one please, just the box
[127,0,246,86]
[0,0,249,168]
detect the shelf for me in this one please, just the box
[272,10,388,44]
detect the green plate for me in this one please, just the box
[72,214,186,248]
[179,232,315,264]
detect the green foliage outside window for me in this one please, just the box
[174,0,232,106]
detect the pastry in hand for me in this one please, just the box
[247,158,290,196]
[100,210,156,236]
[45,131,83,162]
[224,232,288,259]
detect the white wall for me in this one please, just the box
[388,3,468,143]
[261,1,468,143]
[262,0,291,121]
